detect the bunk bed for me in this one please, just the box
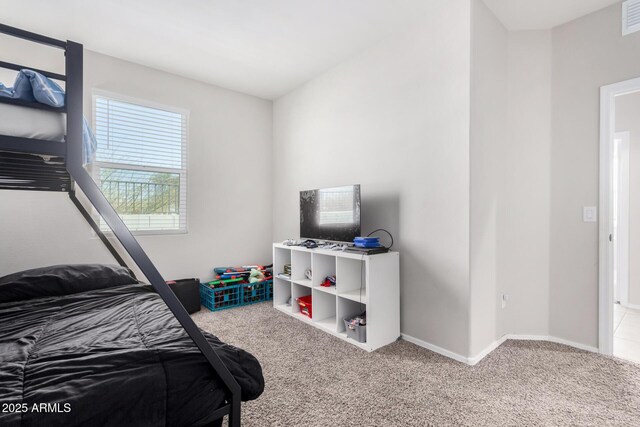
[0,23,261,426]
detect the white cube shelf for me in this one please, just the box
[272,243,400,351]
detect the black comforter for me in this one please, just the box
[0,265,264,426]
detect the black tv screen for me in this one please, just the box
[300,185,361,242]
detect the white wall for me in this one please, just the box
[498,30,552,337]
[0,43,273,282]
[469,0,507,356]
[469,3,552,356]
[470,1,640,356]
[616,91,640,306]
[550,3,640,347]
[273,0,472,356]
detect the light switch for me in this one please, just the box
[583,206,597,222]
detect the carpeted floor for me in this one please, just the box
[192,302,640,426]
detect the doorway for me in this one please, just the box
[612,132,629,306]
[599,77,640,363]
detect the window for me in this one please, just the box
[93,92,188,234]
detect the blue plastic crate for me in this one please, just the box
[200,279,273,312]
[200,282,242,312]
[241,280,273,305]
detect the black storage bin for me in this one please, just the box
[167,278,201,314]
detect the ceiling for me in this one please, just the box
[0,0,622,99]
[483,0,621,31]
[0,0,435,100]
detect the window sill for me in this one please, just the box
[95,229,188,238]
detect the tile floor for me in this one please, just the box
[613,303,640,364]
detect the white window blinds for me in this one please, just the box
[93,93,188,233]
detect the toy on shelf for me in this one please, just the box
[320,275,336,288]
[277,263,292,280]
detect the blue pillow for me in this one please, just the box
[0,71,36,102]
[22,69,65,107]
[0,69,65,107]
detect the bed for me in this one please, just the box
[0,264,264,427]
[0,22,254,426]
[0,103,65,142]
[0,68,96,165]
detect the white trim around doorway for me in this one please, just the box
[599,77,640,356]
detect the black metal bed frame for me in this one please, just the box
[0,23,241,427]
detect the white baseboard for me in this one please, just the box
[467,335,508,366]
[400,333,468,365]
[402,333,599,366]
[539,335,599,353]
[622,302,640,311]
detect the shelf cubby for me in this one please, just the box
[272,243,399,351]
[312,290,337,332]
[291,282,311,314]
[274,246,292,279]
[311,253,336,287]
[337,296,366,335]
[291,250,312,282]
[273,277,292,311]
[336,256,366,300]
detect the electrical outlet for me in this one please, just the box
[501,293,508,309]
[583,206,597,222]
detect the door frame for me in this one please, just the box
[614,131,630,307]
[599,77,640,355]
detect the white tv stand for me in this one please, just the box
[272,243,400,351]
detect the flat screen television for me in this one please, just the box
[300,185,361,242]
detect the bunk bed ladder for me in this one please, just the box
[63,42,242,427]
[67,190,128,269]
